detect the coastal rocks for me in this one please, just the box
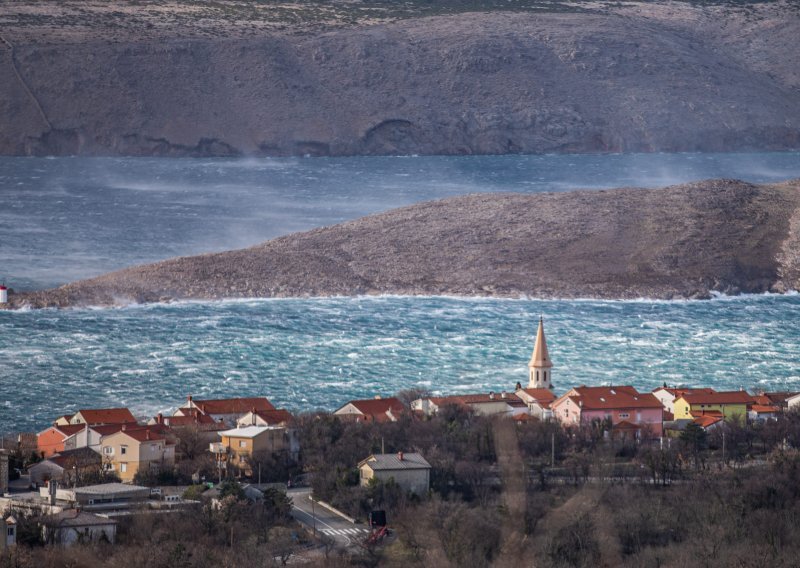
[6,178,800,309]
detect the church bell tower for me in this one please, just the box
[528,317,553,390]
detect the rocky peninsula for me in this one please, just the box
[1,1,800,156]
[6,178,800,308]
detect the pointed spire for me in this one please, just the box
[529,317,553,369]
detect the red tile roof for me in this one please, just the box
[252,409,294,425]
[73,408,137,425]
[680,391,753,405]
[159,414,224,429]
[91,424,129,437]
[567,386,663,410]
[94,423,171,439]
[690,410,723,418]
[518,388,557,406]
[191,397,275,415]
[120,429,168,443]
[654,387,716,397]
[49,448,102,468]
[38,424,85,438]
[751,404,780,414]
[763,392,799,406]
[693,415,723,429]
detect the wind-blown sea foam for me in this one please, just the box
[2,293,799,434]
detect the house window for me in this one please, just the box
[8,527,14,537]
[120,463,127,473]
[239,440,247,448]
[120,445,127,455]
[103,446,113,455]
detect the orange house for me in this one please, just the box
[37,424,86,458]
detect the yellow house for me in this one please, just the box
[673,391,752,421]
[218,426,287,474]
[100,427,175,482]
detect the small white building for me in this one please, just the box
[1,515,17,550]
[43,510,117,546]
[358,452,431,494]
[787,393,800,411]
[651,387,716,415]
[412,392,528,417]
[514,387,556,420]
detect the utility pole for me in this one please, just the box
[312,497,316,537]
[722,430,726,466]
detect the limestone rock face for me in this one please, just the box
[1,3,800,156]
[8,179,800,308]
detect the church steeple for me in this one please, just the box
[528,317,553,389]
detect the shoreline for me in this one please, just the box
[3,288,800,315]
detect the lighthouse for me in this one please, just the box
[0,284,7,304]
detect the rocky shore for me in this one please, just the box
[1,2,800,156]
[5,178,800,309]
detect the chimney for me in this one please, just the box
[187,395,193,402]
[121,424,127,431]
[515,382,522,391]
[146,430,151,440]
[501,391,507,399]
[374,395,382,400]
[398,451,404,461]
[157,413,163,425]
[252,408,257,425]
[489,391,495,400]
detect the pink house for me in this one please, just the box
[551,385,663,438]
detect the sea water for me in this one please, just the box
[1,294,799,434]
[3,152,800,291]
[1,152,800,433]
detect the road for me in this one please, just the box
[287,488,372,547]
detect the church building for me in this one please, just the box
[528,317,553,389]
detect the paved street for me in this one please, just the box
[288,488,371,547]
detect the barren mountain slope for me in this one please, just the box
[7,179,800,308]
[0,2,799,156]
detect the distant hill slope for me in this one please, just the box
[1,2,800,156]
[7,179,800,308]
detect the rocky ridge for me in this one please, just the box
[1,2,799,156]
[6,178,800,309]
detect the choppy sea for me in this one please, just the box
[1,152,799,433]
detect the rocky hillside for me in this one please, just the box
[1,1,799,156]
[6,178,800,308]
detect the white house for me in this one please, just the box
[514,387,556,420]
[651,387,716,415]
[358,452,431,494]
[412,392,528,417]
[43,510,117,546]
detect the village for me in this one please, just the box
[2,318,800,566]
